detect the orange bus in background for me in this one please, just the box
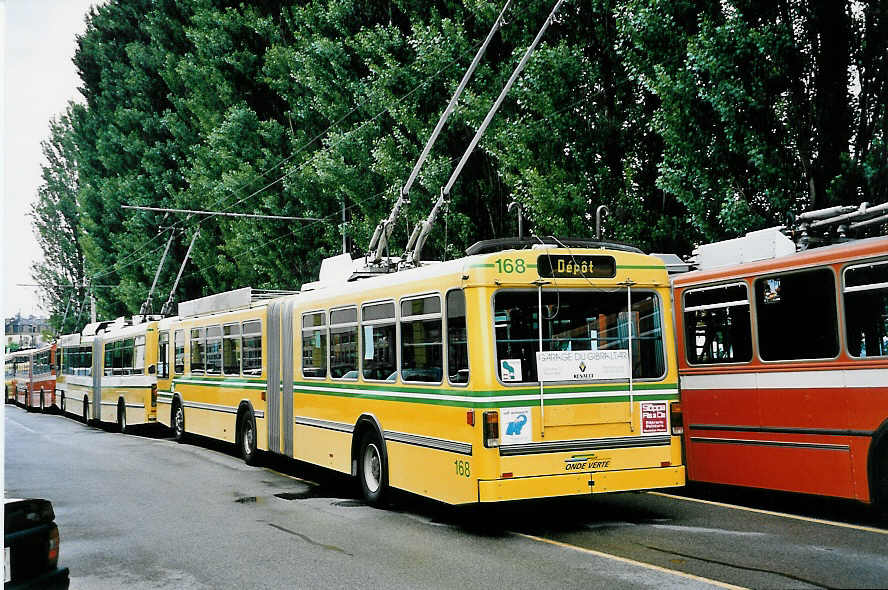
[6,352,22,403]
[12,344,58,412]
[673,230,888,504]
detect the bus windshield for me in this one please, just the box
[493,290,665,383]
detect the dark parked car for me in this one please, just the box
[4,498,69,589]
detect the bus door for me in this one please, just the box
[92,336,103,421]
[266,302,284,454]
[281,301,295,457]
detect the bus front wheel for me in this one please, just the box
[238,411,258,465]
[358,431,388,506]
[173,402,185,442]
[117,401,128,434]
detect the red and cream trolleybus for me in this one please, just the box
[6,351,22,403]
[673,219,888,504]
[12,344,57,412]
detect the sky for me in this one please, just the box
[3,0,98,319]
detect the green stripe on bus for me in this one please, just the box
[292,380,676,398]
[291,387,677,408]
[173,376,676,398]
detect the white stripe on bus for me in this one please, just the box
[681,368,887,390]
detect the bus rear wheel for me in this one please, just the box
[82,398,89,424]
[238,411,258,465]
[172,402,185,442]
[875,445,888,512]
[358,431,388,506]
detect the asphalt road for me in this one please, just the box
[5,405,888,589]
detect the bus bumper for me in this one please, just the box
[477,466,685,502]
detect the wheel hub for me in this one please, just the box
[363,443,381,492]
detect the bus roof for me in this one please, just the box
[673,235,888,287]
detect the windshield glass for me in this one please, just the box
[493,290,665,383]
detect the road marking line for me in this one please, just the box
[6,417,39,434]
[649,492,888,535]
[515,532,746,589]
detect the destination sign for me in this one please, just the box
[536,255,615,278]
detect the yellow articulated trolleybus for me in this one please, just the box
[57,317,159,431]
[156,293,269,458]
[164,239,685,505]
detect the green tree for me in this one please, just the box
[30,111,87,334]
[616,0,888,240]
[36,0,887,328]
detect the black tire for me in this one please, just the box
[40,391,45,413]
[357,430,388,506]
[117,401,127,434]
[82,398,89,424]
[874,445,888,511]
[238,410,258,465]
[172,401,185,442]
[61,394,66,413]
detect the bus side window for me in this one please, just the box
[123,338,135,375]
[205,326,222,375]
[330,307,358,380]
[174,330,185,375]
[301,312,327,378]
[755,268,838,361]
[447,290,469,384]
[400,295,443,383]
[134,336,145,374]
[362,302,395,382]
[105,342,114,376]
[843,261,888,358]
[242,320,262,376]
[83,346,93,377]
[158,332,169,378]
[191,328,206,374]
[223,323,241,375]
[683,283,752,364]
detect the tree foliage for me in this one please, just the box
[30,111,86,334]
[32,0,888,329]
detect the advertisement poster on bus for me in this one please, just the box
[500,407,532,444]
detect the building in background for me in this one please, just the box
[5,314,50,352]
